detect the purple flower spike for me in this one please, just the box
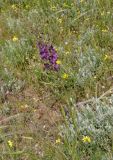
[49,53,58,64]
[37,42,60,71]
[38,43,49,60]
[40,49,49,60]
[49,45,58,64]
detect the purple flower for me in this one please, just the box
[49,45,58,64]
[49,53,58,64]
[38,42,49,60]
[37,42,60,71]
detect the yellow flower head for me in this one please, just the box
[62,73,69,79]
[82,136,91,143]
[56,60,61,65]
[25,5,30,9]
[104,54,110,60]
[8,140,13,148]
[101,11,104,16]
[11,4,17,11]
[102,29,108,33]
[11,4,16,9]
[58,18,62,24]
[12,36,18,42]
[56,138,61,144]
[51,6,56,11]
[65,51,70,55]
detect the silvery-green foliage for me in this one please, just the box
[78,95,113,148]
[60,95,113,156]
[78,95,113,133]
[6,16,24,33]
[76,47,102,85]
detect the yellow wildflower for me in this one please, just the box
[82,136,91,143]
[65,51,70,55]
[56,138,61,144]
[58,18,62,24]
[56,60,61,65]
[11,4,17,11]
[62,73,69,79]
[102,29,108,33]
[12,36,18,42]
[25,5,30,9]
[51,6,56,11]
[8,140,13,148]
[101,11,104,16]
[11,4,16,9]
[104,54,110,60]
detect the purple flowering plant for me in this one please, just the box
[37,42,60,71]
